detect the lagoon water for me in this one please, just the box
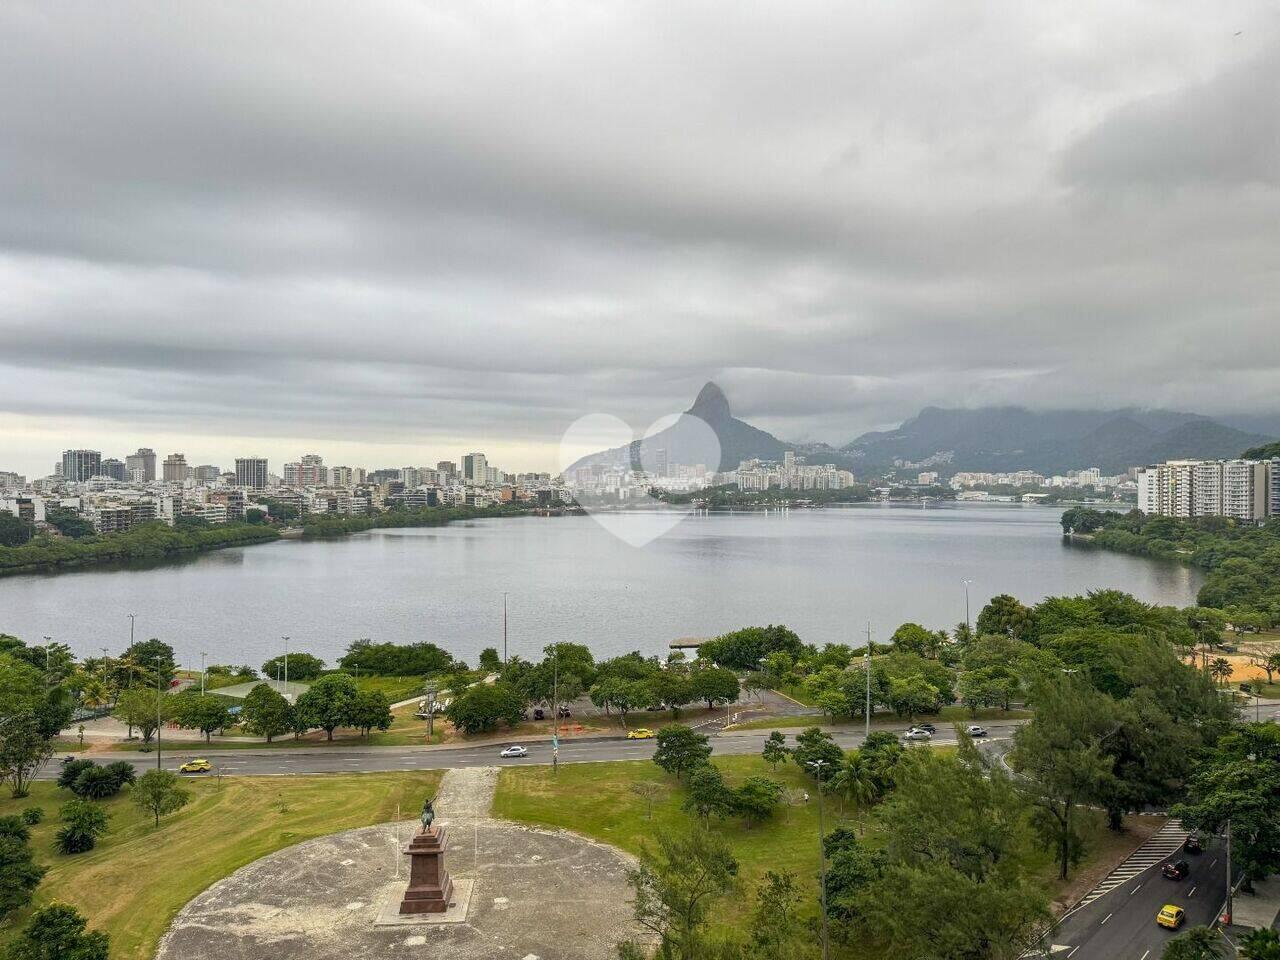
[0,503,1202,672]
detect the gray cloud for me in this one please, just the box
[1,1,1279,475]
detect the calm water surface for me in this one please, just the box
[0,504,1202,671]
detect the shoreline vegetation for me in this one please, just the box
[0,503,529,577]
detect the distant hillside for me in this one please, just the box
[568,382,787,473]
[842,406,1273,475]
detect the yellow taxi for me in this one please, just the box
[178,758,213,773]
[626,728,655,740]
[1156,904,1185,930]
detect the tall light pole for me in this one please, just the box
[808,758,831,960]
[100,647,109,682]
[962,579,973,635]
[42,636,52,676]
[281,636,290,690]
[200,651,207,696]
[551,645,559,776]
[424,682,437,742]
[153,655,165,771]
[127,613,136,647]
[864,622,873,740]
[502,592,508,666]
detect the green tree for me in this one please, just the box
[1161,926,1226,960]
[652,724,712,780]
[748,870,808,959]
[55,799,109,854]
[1239,928,1280,960]
[683,764,735,821]
[734,776,783,827]
[829,750,878,822]
[792,727,842,781]
[630,780,667,820]
[689,667,740,711]
[132,769,191,827]
[697,625,804,671]
[113,687,172,746]
[0,513,34,547]
[762,731,791,770]
[620,828,739,960]
[122,638,176,683]
[478,647,502,673]
[886,674,939,721]
[261,652,325,681]
[294,673,359,740]
[444,682,527,735]
[0,816,44,921]
[172,692,232,743]
[1013,676,1118,879]
[239,683,293,742]
[4,902,109,960]
[69,764,124,800]
[44,507,95,540]
[976,594,1036,641]
[350,690,393,736]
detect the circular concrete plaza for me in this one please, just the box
[157,781,638,960]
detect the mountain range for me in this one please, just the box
[570,383,1275,477]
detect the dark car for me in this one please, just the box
[1183,835,1203,854]
[1162,859,1190,881]
[916,723,937,734]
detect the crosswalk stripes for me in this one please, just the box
[1067,819,1188,914]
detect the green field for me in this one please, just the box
[494,754,1139,946]
[0,771,442,960]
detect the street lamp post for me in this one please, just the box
[127,613,136,647]
[153,655,165,771]
[200,651,207,697]
[808,758,831,960]
[281,636,290,691]
[425,682,437,742]
[100,647,109,682]
[502,592,508,666]
[42,636,52,677]
[963,579,973,635]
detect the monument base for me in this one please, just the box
[399,823,454,914]
[374,877,474,926]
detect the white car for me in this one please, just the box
[903,729,932,741]
[966,725,989,737]
[499,745,528,758]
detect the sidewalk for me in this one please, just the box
[1229,876,1280,931]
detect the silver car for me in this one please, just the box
[499,745,528,758]
[903,729,932,741]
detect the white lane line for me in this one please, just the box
[1210,859,1218,868]
[1130,883,1143,896]
[1100,913,1113,925]
[1068,947,1079,958]
[1188,886,1197,897]
[1141,951,1150,960]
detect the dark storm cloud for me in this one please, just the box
[1,1,1278,474]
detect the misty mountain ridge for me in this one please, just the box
[568,384,1274,478]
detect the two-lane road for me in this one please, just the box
[40,720,1028,780]
[1047,831,1228,960]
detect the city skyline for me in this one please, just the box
[2,4,1278,479]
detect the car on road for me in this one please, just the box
[626,728,655,740]
[499,745,528,758]
[1156,904,1186,929]
[903,729,932,741]
[916,722,937,733]
[178,758,212,773]
[1183,835,1203,854]
[965,725,988,737]
[1162,859,1190,880]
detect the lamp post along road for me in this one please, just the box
[808,758,831,960]
[282,636,290,690]
[963,579,973,634]
[154,655,165,770]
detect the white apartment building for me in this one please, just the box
[1136,458,1271,522]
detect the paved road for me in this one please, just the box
[1046,829,1228,960]
[40,720,1028,780]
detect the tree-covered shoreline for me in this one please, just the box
[1060,506,1280,616]
[0,504,533,577]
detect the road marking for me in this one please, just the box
[1130,883,1143,895]
[1068,947,1079,958]
[1210,859,1218,868]
[1140,951,1150,960]
[1188,886,1196,897]
[1069,820,1188,912]
[1100,913,1112,925]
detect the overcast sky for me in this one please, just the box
[1,2,1277,477]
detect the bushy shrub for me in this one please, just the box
[54,800,108,855]
[20,806,43,825]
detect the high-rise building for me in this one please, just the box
[100,458,127,481]
[283,454,325,488]
[162,453,189,483]
[1137,459,1269,522]
[235,457,269,489]
[193,464,222,482]
[328,465,353,488]
[61,449,102,483]
[1270,460,1280,519]
[126,448,157,482]
[436,461,457,481]
[462,453,488,484]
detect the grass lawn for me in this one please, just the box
[0,771,441,960]
[729,703,1031,731]
[353,674,427,703]
[494,755,1150,947]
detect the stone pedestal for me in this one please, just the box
[399,825,455,914]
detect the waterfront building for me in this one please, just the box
[1136,458,1270,522]
[162,452,189,482]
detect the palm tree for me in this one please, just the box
[1239,927,1280,960]
[80,677,110,710]
[1210,657,1233,686]
[828,751,877,831]
[1162,926,1226,960]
